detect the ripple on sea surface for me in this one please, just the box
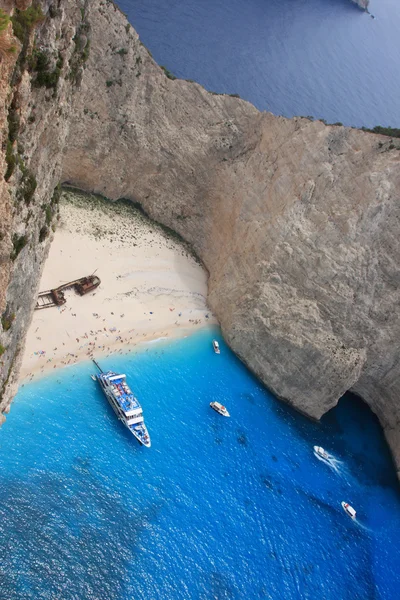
[116,0,400,127]
[0,328,399,599]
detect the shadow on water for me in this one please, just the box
[239,391,256,405]
[236,429,248,447]
[205,571,236,600]
[260,473,283,495]
[0,468,163,600]
[268,390,399,490]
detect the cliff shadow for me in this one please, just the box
[269,390,399,490]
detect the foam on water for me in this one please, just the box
[0,328,399,599]
[313,450,346,477]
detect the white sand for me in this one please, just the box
[20,189,216,381]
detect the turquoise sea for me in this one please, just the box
[0,328,399,599]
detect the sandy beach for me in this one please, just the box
[20,189,216,381]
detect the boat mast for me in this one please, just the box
[92,359,104,373]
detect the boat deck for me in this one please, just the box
[103,375,141,413]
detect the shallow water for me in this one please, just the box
[0,328,399,598]
[116,0,400,127]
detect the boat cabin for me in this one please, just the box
[212,340,220,354]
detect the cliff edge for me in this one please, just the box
[1,1,399,476]
[351,0,370,11]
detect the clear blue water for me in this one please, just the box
[116,0,400,128]
[0,328,399,599]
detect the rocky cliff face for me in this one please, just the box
[351,0,370,11]
[0,0,84,412]
[1,1,399,476]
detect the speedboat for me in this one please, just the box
[212,340,220,354]
[210,401,230,417]
[341,502,356,519]
[313,445,329,460]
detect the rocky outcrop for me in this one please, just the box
[1,1,399,476]
[351,0,370,11]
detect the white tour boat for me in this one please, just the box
[92,360,151,447]
[313,445,329,460]
[210,401,230,417]
[341,502,356,519]
[212,340,220,354]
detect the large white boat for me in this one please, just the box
[210,401,230,417]
[92,360,151,447]
[313,445,329,460]
[341,502,356,519]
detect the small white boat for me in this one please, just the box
[341,502,356,519]
[313,445,329,460]
[210,401,230,417]
[90,375,96,381]
[212,340,220,354]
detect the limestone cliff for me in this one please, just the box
[0,0,82,412]
[351,0,370,11]
[1,1,399,476]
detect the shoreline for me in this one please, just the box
[20,189,217,384]
[20,322,216,383]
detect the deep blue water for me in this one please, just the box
[0,328,399,599]
[116,0,400,128]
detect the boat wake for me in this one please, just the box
[353,519,373,534]
[313,450,344,476]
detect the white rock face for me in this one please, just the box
[1,0,399,478]
[62,1,400,476]
[351,0,370,10]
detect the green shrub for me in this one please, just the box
[4,140,16,181]
[11,233,27,259]
[7,106,20,143]
[39,225,49,242]
[31,49,63,89]
[0,344,5,357]
[51,183,61,205]
[0,9,10,34]
[11,3,44,44]
[362,125,400,138]
[160,65,176,80]
[17,169,36,204]
[106,79,113,87]
[116,48,128,56]
[45,205,52,225]
[24,171,36,204]
[35,48,49,71]
[0,8,16,54]
[1,313,15,332]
